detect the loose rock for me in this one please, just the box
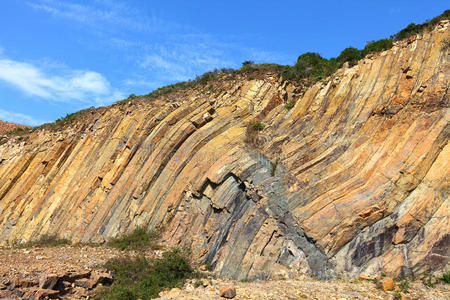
[219,285,236,298]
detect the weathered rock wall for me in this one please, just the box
[0,22,448,279]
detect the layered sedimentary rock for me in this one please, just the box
[0,22,448,279]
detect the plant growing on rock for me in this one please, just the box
[441,270,450,284]
[285,102,295,110]
[245,121,268,148]
[13,234,71,248]
[107,227,161,250]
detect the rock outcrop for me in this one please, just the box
[0,22,448,280]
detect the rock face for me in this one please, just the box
[0,22,449,280]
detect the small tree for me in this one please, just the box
[242,60,254,67]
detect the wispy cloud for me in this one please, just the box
[27,0,181,33]
[135,37,289,86]
[0,109,50,126]
[0,59,123,105]
[27,0,290,93]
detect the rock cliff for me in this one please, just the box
[0,21,448,280]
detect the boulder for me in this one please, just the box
[39,274,58,289]
[91,271,113,286]
[382,278,394,291]
[74,278,96,289]
[219,286,236,298]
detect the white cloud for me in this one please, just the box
[26,0,291,93]
[0,109,50,126]
[27,0,180,33]
[0,59,121,105]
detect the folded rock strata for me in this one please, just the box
[0,22,449,279]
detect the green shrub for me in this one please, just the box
[5,127,29,136]
[399,280,410,292]
[107,227,161,250]
[294,52,337,81]
[394,23,423,41]
[392,10,450,41]
[421,273,437,288]
[441,270,450,284]
[251,122,265,130]
[101,249,196,300]
[242,60,254,67]
[337,47,363,66]
[285,103,295,110]
[56,108,91,124]
[362,39,393,55]
[195,72,219,85]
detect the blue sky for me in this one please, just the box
[0,0,447,126]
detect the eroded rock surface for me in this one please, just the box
[0,22,449,279]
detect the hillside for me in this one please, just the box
[0,18,448,286]
[0,120,29,135]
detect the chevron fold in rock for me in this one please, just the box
[0,22,449,280]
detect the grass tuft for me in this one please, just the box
[441,270,450,284]
[285,103,295,110]
[14,234,71,248]
[107,227,161,250]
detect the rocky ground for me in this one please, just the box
[0,246,448,300]
[157,277,449,300]
[0,245,155,299]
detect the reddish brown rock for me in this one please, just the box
[35,288,59,299]
[60,270,92,282]
[13,278,38,288]
[0,120,30,135]
[39,274,58,289]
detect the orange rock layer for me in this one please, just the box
[0,22,449,279]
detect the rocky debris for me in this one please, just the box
[35,288,60,299]
[0,246,122,299]
[219,285,236,298]
[156,276,450,300]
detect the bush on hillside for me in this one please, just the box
[100,249,197,300]
[362,39,394,55]
[107,227,161,250]
[337,47,364,66]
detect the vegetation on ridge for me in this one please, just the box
[2,10,446,134]
[109,9,450,104]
